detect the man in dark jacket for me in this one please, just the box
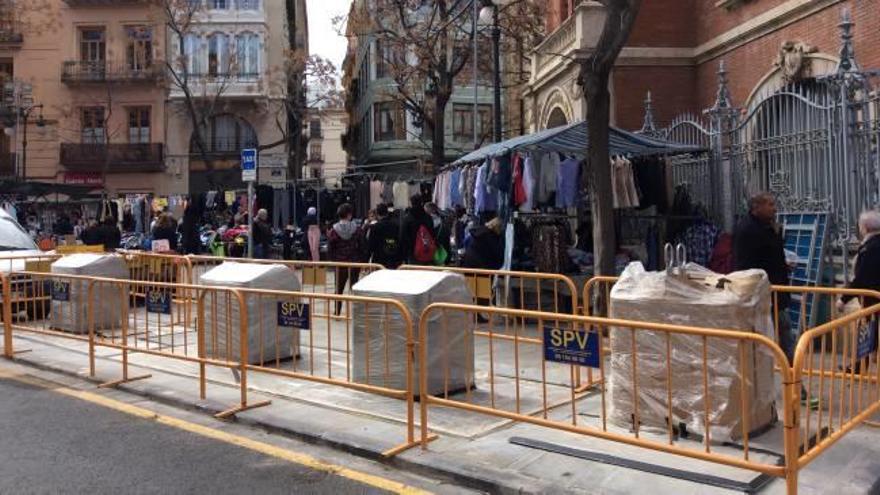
[367,203,402,268]
[252,209,273,259]
[402,194,434,265]
[328,203,363,314]
[461,218,504,270]
[94,217,121,252]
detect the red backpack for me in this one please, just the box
[413,224,437,263]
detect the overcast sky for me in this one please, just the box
[306,0,350,76]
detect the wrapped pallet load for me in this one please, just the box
[609,262,777,441]
[352,270,473,396]
[50,253,129,334]
[200,262,301,364]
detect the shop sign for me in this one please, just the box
[64,172,103,186]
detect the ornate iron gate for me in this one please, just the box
[639,8,880,278]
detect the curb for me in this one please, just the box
[8,353,530,495]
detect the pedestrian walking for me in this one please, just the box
[367,203,402,268]
[328,203,364,314]
[402,194,435,265]
[837,211,880,371]
[303,207,320,262]
[252,209,272,259]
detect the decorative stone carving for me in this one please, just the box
[774,41,818,83]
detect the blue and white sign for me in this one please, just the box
[241,148,257,182]
[544,326,600,368]
[146,289,172,315]
[857,320,878,360]
[277,301,310,330]
[51,281,70,302]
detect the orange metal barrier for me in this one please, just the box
[792,299,880,489]
[2,269,421,456]
[417,303,802,491]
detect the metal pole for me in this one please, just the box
[247,180,254,258]
[473,0,478,149]
[20,108,27,181]
[492,5,502,143]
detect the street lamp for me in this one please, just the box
[3,103,46,182]
[479,0,504,143]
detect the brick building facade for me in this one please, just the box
[528,0,880,133]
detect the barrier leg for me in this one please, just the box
[216,297,270,418]
[2,275,12,358]
[783,376,801,495]
[98,285,150,388]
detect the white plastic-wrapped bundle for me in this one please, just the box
[50,254,129,334]
[609,262,776,441]
[352,270,473,396]
[200,262,301,364]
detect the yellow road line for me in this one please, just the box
[0,370,432,495]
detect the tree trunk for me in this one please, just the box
[583,72,615,277]
[431,92,449,171]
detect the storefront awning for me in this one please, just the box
[452,121,705,165]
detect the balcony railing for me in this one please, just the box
[310,129,324,139]
[60,143,164,173]
[308,153,325,163]
[61,61,164,84]
[190,138,260,158]
[0,152,16,178]
[0,20,23,45]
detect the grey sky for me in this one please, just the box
[307,0,350,74]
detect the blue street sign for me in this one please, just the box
[857,320,878,360]
[146,289,172,315]
[544,326,600,368]
[51,281,70,302]
[241,148,257,181]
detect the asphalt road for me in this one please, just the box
[0,374,405,495]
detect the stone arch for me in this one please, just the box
[539,88,574,130]
[744,52,839,111]
[546,107,569,128]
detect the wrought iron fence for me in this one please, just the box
[638,8,880,277]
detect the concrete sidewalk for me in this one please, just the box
[7,330,880,495]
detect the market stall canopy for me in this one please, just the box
[452,121,705,165]
[0,180,102,200]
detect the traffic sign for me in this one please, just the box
[241,148,257,182]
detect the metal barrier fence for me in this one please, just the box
[1,268,421,456]
[418,303,796,487]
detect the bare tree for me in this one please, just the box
[346,0,543,169]
[577,0,642,277]
[155,0,240,187]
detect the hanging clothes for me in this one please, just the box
[513,154,527,207]
[536,152,560,205]
[449,168,462,208]
[392,181,409,209]
[611,156,640,209]
[556,156,580,209]
[520,154,536,212]
[370,180,384,209]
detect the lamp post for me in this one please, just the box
[3,102,45,182]
[480,0,503,143]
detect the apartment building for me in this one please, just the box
[304,106,347,188]
[341,0,497,173]
[0,0,308,195]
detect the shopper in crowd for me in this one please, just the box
[252,208,273,259]
[151,213,179,252]
[838,211,880,362]
[80,220,100,246]
[839,210,880,310]
[367,203,402,268]
[402,194,435,265]
[461,217,504,270]
[734,193,815,405]
[303,206,320,262]
[328,203,363,314]
[179,200,201,255]
[53,215,74,237]
[95,217,121,252]
[425,202,450,265]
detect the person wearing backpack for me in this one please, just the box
[461,217,504,270]
[328,203,364,314]
[367,203,403,268]
[402,194,436,265]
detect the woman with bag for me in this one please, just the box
[837,210,880,372]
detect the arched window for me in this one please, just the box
[207,33,231,77]
[235,33,260,78]
[191,114,258,155]
[546,107,568,128]
[182,33,201,75]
